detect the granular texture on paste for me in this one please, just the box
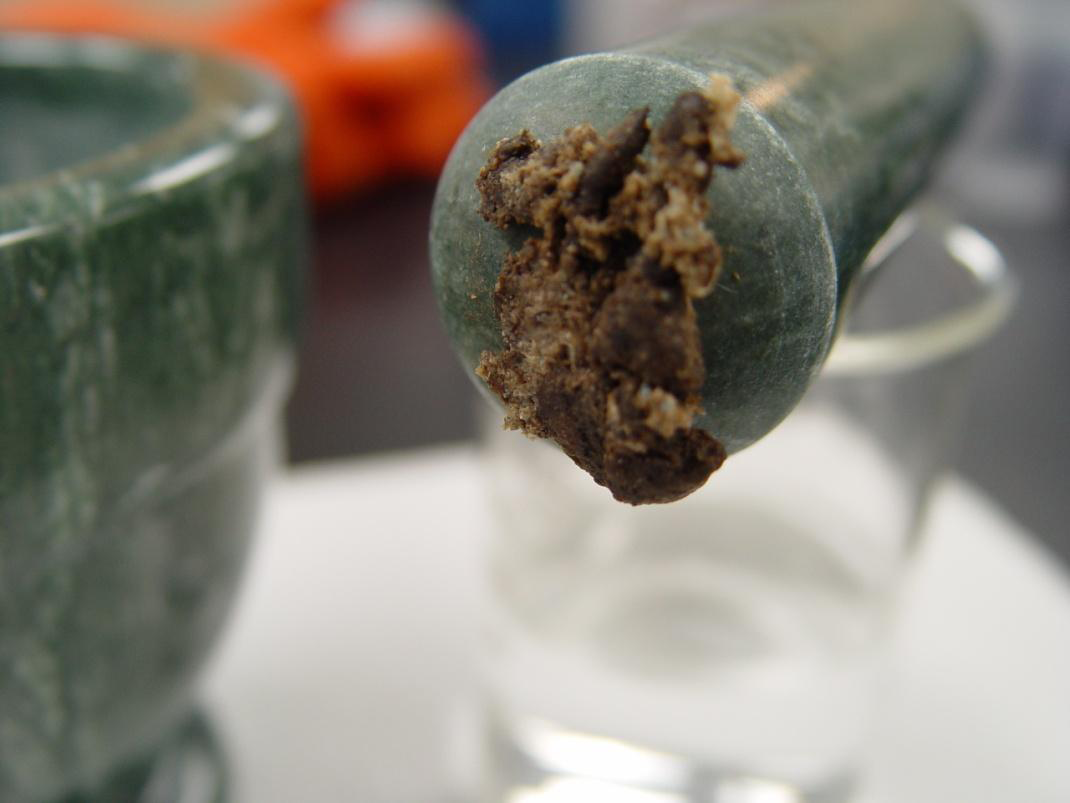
[475,75,744,504]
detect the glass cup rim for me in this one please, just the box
[824,205,1017,377]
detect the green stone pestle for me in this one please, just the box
[430,0,987,463]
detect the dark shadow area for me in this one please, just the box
[285,181,479,461]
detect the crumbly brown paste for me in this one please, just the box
[476,75,744,505]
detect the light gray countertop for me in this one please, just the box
[200,446,1070,803]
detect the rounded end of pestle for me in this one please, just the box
[431,52,837,465]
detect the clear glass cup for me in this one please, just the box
[475,206,1016,803]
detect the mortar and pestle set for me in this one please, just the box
[0,2,995,800]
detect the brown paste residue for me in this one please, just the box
[475,75,744,504]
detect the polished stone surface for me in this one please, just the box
[430,0,987,453]
[61,713,224,803]
[0,35,305,803]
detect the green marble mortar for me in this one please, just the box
[0,35,305,802]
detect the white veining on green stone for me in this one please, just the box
[0,35,305,803]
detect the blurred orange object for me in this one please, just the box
[0,0,490,200]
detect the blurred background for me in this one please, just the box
[4,0,1065,563]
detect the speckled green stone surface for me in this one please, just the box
[0,36,305,802]
[431,0,986,453]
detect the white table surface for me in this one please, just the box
[199,446,1070,803]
